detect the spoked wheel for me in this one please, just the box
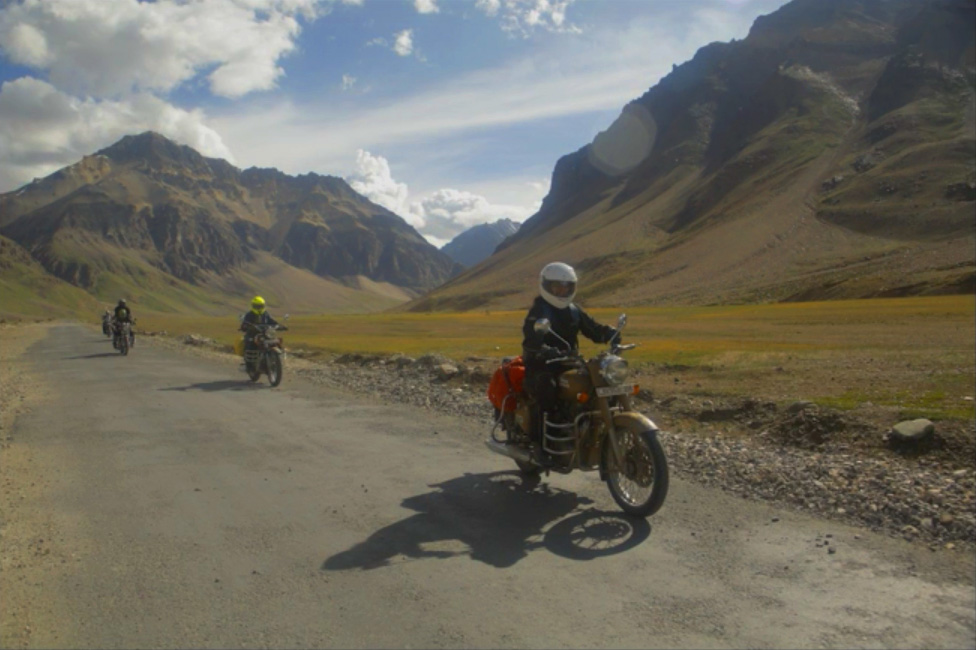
[246,358,261,382]
[266,350,283,387]
[603,429,669,517]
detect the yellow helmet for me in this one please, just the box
[250,296,266,315]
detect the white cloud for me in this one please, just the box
[340,74,357,90]
[0,0,322,98]
[347,149,414,223]
[414,0,439,14]
[393,29,414,57]
[476,0,581,36]
[408,188,535,242]
[0,76,232,192]
[345,150,539,243]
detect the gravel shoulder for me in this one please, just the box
[140,330,976,553]
[0,323,60,648]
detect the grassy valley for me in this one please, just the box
[139,294,974,421]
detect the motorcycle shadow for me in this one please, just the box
[64,352,124,359]
[322,470,651,571]
[159,380,269,392]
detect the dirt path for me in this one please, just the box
[1,324,974,649]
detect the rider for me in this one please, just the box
[113,299,135,346]
[240,296,284,354]
[101,309,112,333]
[521,262,619,466]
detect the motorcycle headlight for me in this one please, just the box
[600,355,630,385]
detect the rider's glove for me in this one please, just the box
[539,346,563,361]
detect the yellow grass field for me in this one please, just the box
[142,295,975,419]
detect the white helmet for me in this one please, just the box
[539,262,578,309]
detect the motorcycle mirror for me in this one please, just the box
[617,313,627,330]
[533,318,552,334]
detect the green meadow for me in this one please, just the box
[141,295,975,420]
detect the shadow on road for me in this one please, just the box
[159,380,267,392]
[64,352,124,359]
[322,471,652,571]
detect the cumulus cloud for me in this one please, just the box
[0,0,347,191]
[408,188,534,243]
[0,0,322,99]
[341,74,357,90]
[393,29,414,57]
[475,0,580,36]
[0,76,232,192]
[347,149,414,222]
[414,0,440,14]
[346,150,538,243]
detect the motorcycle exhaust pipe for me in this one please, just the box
[484,438,533,465]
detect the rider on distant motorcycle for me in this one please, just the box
[113,299,135,347]
[521,262,620,466]
[101,309,112,335]
[240,296,285,354]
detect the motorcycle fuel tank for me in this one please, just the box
[557,368,591,400]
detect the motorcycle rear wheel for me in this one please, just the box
[266,350,282,387]
[603,429,669,517]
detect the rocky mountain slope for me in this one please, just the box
[410,0,975,311]
[0,133,461,315]
[440,219,519,267]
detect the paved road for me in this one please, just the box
[2,324,974,649]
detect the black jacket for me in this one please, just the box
[240,310,279,333]
[114,305,133,323]
[521,296,617,368]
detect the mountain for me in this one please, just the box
[0,235,101,320]
[440,219,520,267]
[408,0,975,312]
[0,132,462,315]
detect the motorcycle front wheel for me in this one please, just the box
[603,429,669,517]
[246,361,261,382]
[266,350,282,387]
[119,334,129,356]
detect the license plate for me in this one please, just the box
[596,385,629,397]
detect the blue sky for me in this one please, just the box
[0,0,789,246]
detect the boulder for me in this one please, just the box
[787,400,815,414]
[182,334,214,346]
[436,363,460,381]
[889,418,935,443]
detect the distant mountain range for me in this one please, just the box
[0,132,461,318]
[1,0,973,320]
[440,219,519,267]
[410,0,975,311]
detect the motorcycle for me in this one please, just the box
[102,316,112,337]
[113,321,133,356]
[240,319,288,387]
[486,314,669,517]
